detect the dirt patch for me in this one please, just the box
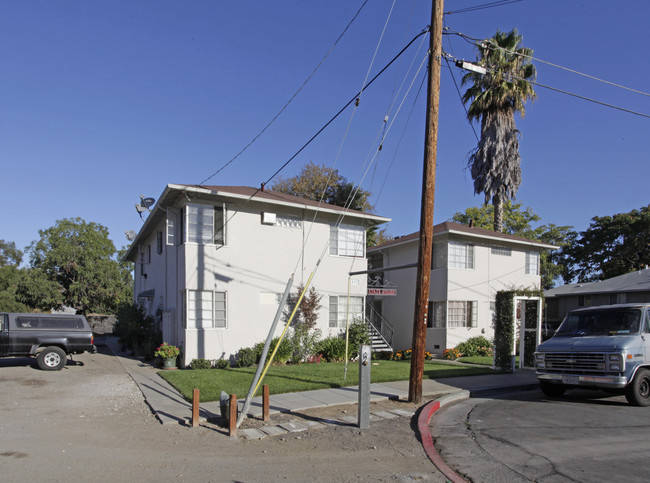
[0,349,448,482]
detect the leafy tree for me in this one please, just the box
[462,29,536,232]
[272,161,381,245]
[0,240,29,312]
[558,205,650,283]
[0,240,23,267]
[17,218,133,314]
[284,284,323,363]
[452,202,574,289]
[272,161,373,212]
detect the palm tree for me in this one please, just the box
[462,29,536,232]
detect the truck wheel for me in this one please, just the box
[625,369,650,406]
[539,381,566,397]
[37,347,67,371]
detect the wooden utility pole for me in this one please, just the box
[408,0,444,404]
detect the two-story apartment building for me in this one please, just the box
[123,184,389,366]
[367,222,557,355]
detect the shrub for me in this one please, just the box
[454,336,493,357]
[235,347,256,368]
[215,358,230,369]
[115,303,161,359]
[317,336,347,362]
[345,319,371,357]
[253,337,293,364]
[443,348,461,360]
[190,358,212,370]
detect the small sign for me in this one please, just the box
[368,288,397,296]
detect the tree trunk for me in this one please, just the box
[493,193,504,232]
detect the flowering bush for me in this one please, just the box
[443,348,461,360]
[424,351,433,360]
[154,342,180,360]
[455,336,493,357]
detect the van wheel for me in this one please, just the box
[539,381,566,397]
[625,369,650,406]
[37,347,67,371]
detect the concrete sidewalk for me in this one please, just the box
[103,336,539,427]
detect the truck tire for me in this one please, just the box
[539,381,566,397]
[37,346,67,371]
[625,368,650,406]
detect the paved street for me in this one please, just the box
[432,389,650,482]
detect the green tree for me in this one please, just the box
[0,240,23,267]
[462,29,537,232]
[452,202,575,289]
[272,161,381,245]
[17,218,133,314]
[0,240,30,312]
[558,205,650,283]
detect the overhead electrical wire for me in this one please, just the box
[445,28,650,98]
[259,26,430,190]
[199,0,370,185]
[445,0,523,15]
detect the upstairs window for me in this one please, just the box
[183,204,226,246]
[448,242,474,269]
[330,224,365,257]
[525,252,540,275]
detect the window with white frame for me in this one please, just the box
[525,252,540,275]
[329,295,364,328]
[166,207,178,246]
[447,301,478,328]
[184,204,225,245]
[330,224,365,257]
[448,242,474,269]
[186,290,227,329]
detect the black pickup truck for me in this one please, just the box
[0,313,97,370]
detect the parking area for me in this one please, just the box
[0,344,446,482]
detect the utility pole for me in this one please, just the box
[408,0,444,404]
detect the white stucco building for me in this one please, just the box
[366,222,557,355]
[123,184,389,366]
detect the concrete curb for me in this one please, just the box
[417,393,469,483]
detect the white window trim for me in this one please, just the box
[525,252,540,276]
[183,203,226,246]
[448,241,474,270]
[329,295,364,328]
[186,289,227,329]
[330,224,365,258]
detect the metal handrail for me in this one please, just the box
[365,302,394,347]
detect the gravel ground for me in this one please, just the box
[0,347,447,482]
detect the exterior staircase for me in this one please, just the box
[365,302,394,353]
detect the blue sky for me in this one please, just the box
[2,1,649,257]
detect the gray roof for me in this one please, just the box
[546,268,650,297]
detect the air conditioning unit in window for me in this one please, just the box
[262,212,277,225]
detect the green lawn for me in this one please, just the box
[159,359,499,402]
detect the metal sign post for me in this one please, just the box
[358,344,371,429]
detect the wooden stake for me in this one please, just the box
[229,394,237,438]
[192,388,200,427]
[263,384,270,422]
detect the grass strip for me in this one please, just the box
[159,360,498,402]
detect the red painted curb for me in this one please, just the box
[417,400,467,483]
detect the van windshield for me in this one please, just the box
[555,308,642,337]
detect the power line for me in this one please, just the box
[445,28,650,98]
[199,0,370,185]
[261,27,430,188]
[445,0,523,15]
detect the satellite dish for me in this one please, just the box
[141,197,156,209]
[125,230,137,241]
